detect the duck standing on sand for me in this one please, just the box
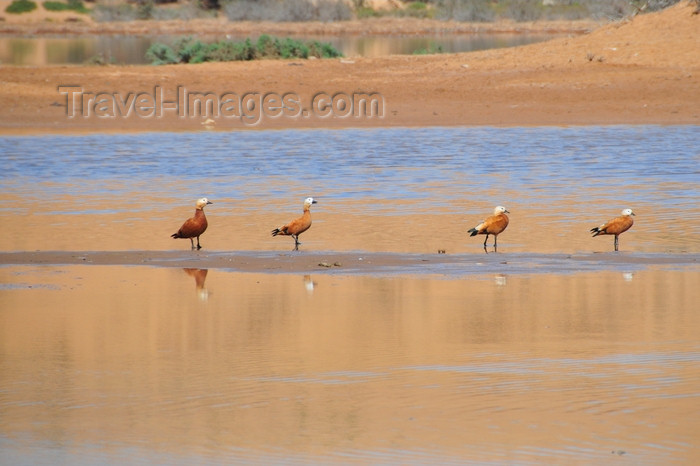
[171,198,212,250]
[590,208,635,251]
[272,197,317,251]
[468,206,510,251]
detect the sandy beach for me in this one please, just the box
[1,2,699,134]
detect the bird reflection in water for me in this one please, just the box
[183,268,209,302]
[303,275,317,294]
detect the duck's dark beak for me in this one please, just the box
[207,201,213,205]
[312,200,318,204]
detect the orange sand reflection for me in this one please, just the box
[1,265,698,463]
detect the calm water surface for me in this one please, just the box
[0,33,561,65]
[1,265,699,464]
[1,125,699,253]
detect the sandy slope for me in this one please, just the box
[0,1,697,133]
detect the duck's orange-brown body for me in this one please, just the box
[272,197,317,250]
[590,215,634,237]
[468,206,510,250]
[470,213,510,237]
[274,209,312,237]
[174,209,208,239]
[172,198,212,250]
[590,209,635,251]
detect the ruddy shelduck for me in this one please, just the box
[271,197,317,250]
[171,198,212,250]
[590,208,635,251]
[468,206,510,250]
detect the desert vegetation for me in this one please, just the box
[223,0,352,21]
[5,0,38,13]
[5,0,91,13]
[87,0,683,23]
[43,0,89,12]
[434,0,681,21]
[145,34,343,64]
[412,43,443,54]
[92,0,215,20]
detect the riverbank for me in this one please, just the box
[0,2,697,134]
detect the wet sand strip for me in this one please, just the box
[1,250,697,276]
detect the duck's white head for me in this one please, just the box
[621,208,635,216]
[304,197,317,208]
[494,206,510,215]
[196,198,213,209]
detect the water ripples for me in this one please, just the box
[2,126,698,213]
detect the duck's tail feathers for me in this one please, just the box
[467,227,478,237]
[271,228,281,237]
[171,232,181,239]
[590,227,603,237]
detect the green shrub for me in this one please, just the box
[355,6,380,18]
[145,43,179,65]
[43,0,89,13]
[236,38,257,60]
[210,39,257,61]
[6,0,38,14]
[279,37,309,59]
[172,36,207,62]
[307,40,343,58]
[256,34,280,59]
[43,1,68,10]
[146,35,342,65]
[413,44,444,55]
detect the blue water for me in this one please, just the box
[2,125,698,214]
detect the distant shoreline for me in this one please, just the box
[0,16,599,38]
[1,3,697,134]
